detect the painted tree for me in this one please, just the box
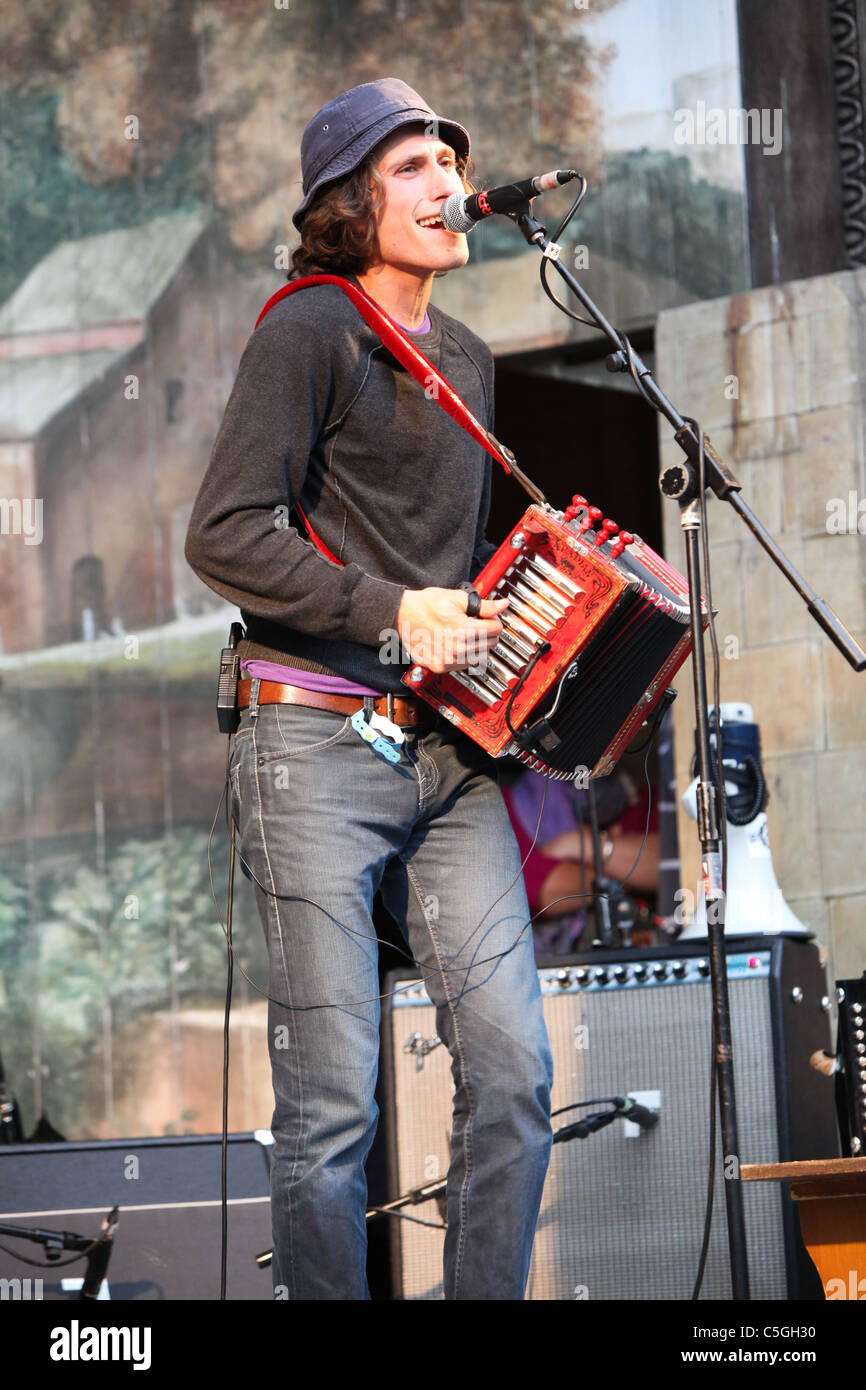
[0,0,619,292]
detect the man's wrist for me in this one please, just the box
[348,572,409,647]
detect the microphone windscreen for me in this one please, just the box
[440,193,475,234]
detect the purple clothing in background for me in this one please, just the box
[508,769,579,846]
[509,767,627,845]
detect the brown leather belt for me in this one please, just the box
[237,678,436,728]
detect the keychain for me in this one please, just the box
[351,705,405,764]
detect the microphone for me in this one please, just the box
[440,169,580,232]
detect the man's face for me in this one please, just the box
[368,127,470,275]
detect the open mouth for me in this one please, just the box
[417,215,446,230]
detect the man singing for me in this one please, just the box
[185,78,553,1300]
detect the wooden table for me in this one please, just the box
[741,1157,866,1300]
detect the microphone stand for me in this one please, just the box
[365,1177,448,1226]
[255,1178,449,1269]
[507,198,866,1303]
[0,1206,118,1298]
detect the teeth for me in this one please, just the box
[418,216,444,228]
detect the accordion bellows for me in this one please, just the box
[403,505,702,780]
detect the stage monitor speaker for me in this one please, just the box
[382,935,839,1300]
[0,1132,272,1300]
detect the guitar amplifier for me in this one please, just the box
[382,935,839,1300]
[0,1132,273,1300]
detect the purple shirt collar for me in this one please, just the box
[396,311,431,335]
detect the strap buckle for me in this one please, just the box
[351,701,404,764]
[249,677,261,719]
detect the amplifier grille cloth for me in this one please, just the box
[388,975,785,1300]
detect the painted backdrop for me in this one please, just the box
[0,0,748,1139]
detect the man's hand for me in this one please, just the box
[397,587,509,674]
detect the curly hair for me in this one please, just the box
[289,147,474,281]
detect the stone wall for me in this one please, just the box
[656,270,866,981]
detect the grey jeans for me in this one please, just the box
[229,698,553,1300]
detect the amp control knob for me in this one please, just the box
[653,963,668,981]
[614,965,629,984]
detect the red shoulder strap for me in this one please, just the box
[255,273,515,476]
[254,273,545,565]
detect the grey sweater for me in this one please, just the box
[184,279,498,694]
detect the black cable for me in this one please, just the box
[576,786,587,939]
[536,175,599,327]
[703,750,767,827]
[219,769,235,1301]
[205,170,703,1296]
[682,414,729,878]
[621,332,662,409]
[206,755,554,1015]
[550,1095,626,1118]
[207,709,664,1016]
[433,771,552,1005]
[530,175,673,436]
[625,690,674,755]
[504,642,550,740]
[680,415,728,1301]
[525,190,729,1297]
[0,1238,100,1269]
[219,736,235,1301]
[208,697,660,1297]
[207,739,549,1298]
[595,366,727,1310]
[691,1012,719,1301]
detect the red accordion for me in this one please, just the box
[402,502,702,780]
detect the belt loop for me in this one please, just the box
[387,693,395,724]
[363,695,375,722]
[249,677,261,720]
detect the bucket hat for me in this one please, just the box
[292,77,470,229]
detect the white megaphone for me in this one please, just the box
[679,702,809,939]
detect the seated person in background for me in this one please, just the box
[501,764,660,954]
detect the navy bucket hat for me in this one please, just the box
[292,77,470,230]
